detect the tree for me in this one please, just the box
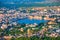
[31,36,39,40]
[11,37,15,40]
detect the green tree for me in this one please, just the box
[11,37,15,40]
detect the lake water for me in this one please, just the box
[17,18,48,24]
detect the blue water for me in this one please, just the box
[17,18,48,24]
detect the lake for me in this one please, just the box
[17,18,48,24]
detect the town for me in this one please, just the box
[0,6,60,40]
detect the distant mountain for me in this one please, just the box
[0,0,44,3]
[0,0,60,8]
[0,0,60,4]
